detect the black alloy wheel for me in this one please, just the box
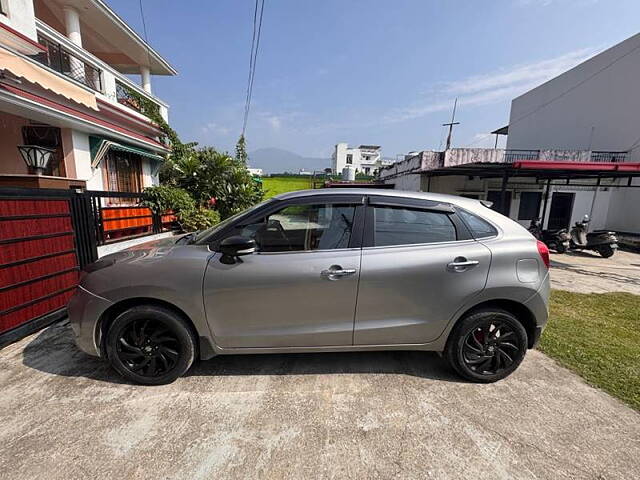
[116,319,180,377]
[461,320,520,375]
[106,305,196,385]
[445,308,528,383]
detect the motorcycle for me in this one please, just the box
[528,218,571,253]
[569,215,618,258]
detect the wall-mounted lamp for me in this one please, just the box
[17,145,55,176]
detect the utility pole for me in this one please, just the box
[442,98,460,151]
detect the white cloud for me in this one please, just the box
[382,46,598,124]
[201,122,231,136]
[267,116,282,131]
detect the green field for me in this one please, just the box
[261,176,314,199]
[541,290,640,410]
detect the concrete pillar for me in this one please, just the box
[140,66,152,94]
[63,6,82,47]
[63,6,84,83]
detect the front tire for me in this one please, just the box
[597,245,615,258]
[445,309,528,383]
[106,305,196,385]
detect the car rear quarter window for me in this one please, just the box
[373,206,456,246]
[457,208,498,238]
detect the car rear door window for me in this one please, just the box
[373,206,456,246]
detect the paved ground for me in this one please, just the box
[1,321,639,480]
[550,249,640,294]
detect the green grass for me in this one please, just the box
[261,176,313,199]
[540,290,640,410]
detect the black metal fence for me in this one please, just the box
[87,190,178,246]
[34,34,103,92]
[591,151,628,163]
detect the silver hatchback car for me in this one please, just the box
[68,189,550,385]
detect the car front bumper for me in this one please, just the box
[67,285,113,358]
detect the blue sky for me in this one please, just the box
[110,0,640,159]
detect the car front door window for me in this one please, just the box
[241,203,357,252]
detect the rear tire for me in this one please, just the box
[555,243,567,254]
[445,308,528,383]
[106,305,196,385]
[597,245,615,258]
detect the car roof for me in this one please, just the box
[274,188,480,206]
[273,188,532,239]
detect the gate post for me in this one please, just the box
[69,190,98,268]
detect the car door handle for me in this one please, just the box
[321,267,357,279]
[447,258,480,271]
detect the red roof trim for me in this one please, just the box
[0,82,168,151]
[96,98,162,131]
[0,23,47,52]
[513,161,640,172]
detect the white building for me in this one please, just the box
[0,0,175,193]
[504,32,640,235]
[331,143,393,175]
[247,167,263,176]
[380,33,640,239]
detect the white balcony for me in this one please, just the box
[33,20,168,122]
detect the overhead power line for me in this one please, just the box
[242,0,265,137]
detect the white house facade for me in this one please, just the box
[331,143,392,175]
[0,0,175,193]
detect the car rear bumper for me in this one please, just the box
[524,271,551,347]
[67,285,113,357]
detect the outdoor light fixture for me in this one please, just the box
[17,145,55,176]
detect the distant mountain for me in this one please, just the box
[248,148,330,174]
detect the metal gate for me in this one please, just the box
[0,187,97,347]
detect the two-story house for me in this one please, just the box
[0,0,175,192]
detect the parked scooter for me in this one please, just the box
[569,215,618,258]
[528,218,571,253]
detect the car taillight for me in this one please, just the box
[537,240,550,269]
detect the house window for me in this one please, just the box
[105,150,143,193]
[346,154,353,165]
[22,125,64,176]
[518,192,542,220]
[487,190,512,216]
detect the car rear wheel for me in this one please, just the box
[445,308,528,383]
[106,305,196,385]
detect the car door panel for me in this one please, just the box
[354,240,491,345]
[203,249,360,348]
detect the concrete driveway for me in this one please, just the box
[550,249,640,294]
[1,321,638,480]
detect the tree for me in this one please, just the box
[235,135,248,164]
[160,146,263,220]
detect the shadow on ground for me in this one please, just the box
[22,321,464,385]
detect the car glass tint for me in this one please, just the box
[242,203,356,252]
[373,206,456,246]
[457,209,498,238]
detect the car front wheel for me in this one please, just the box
[445,308,528,383]
[106,305,196,385]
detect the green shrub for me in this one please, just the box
[177,207,220,232]
[141,185,195,214]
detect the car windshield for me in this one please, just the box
[193,198,274,244]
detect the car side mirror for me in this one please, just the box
[219,236,256,264]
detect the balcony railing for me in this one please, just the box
[504,149,540,162]
[591,151,627,163]
[116,80,161,118]
[34,34,102,92]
